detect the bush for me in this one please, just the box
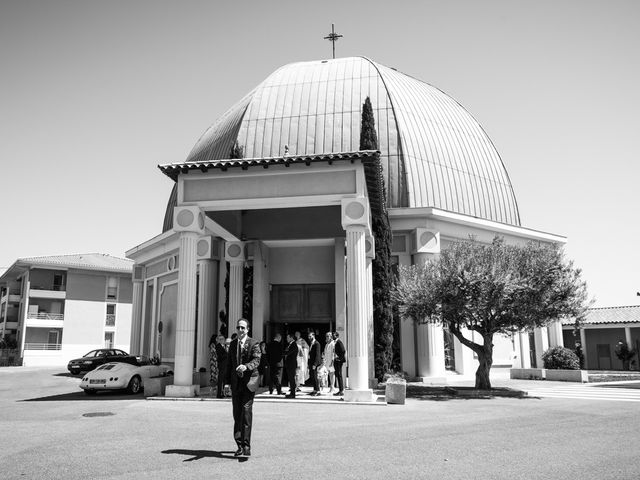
[542,346,580,370]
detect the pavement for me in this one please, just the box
[1,366,640,480]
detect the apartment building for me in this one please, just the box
[0,253,133,366]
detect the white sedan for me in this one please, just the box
[80,362,172,395]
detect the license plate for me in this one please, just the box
[89,379,106,384]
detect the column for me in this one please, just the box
[196,257,218,371]
[533,327,549,368]
[225,242,245,328]
[365,235,375,387]
[518,331,532,368]
[166,206,206,398]
[548,319,564,348]
[579,329,588,369]
[341,197,374,402]
[129,269,144,356]
[412,229,446,383]
[625,327,634,371]
[334,238,346,342]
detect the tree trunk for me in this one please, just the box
[474,335,494,390]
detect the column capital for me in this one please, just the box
[196,236,221,261]
[341,197,371,232]
[173,206,206,234]
[411,228,440,255]
[365,234,375,259]
[132,264,145,283]
[225,241,246,263]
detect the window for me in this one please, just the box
[104,332,114,348]
[106,304,116,327]
[107,277,118,300]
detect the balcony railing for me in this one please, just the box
[27,313,64,321]
[30,285,66,292]
[105,314,116,327]
[24,343,62,350]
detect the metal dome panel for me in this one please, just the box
[180,57,520,226]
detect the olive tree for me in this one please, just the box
[393,237,590,389]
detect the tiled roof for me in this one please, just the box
[159,150,379,182]
[562,305,640,325]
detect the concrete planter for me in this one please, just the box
[510,368,588,383]
[545,369,588,382]
[385,379,407,405]
[510,368,545,380]
[144,376,173,397]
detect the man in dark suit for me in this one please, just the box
[266,333,284,395]
[333,331,346,396]
[307,331,322,396]
[215,335,228,399]
[223,318,261,457]
[283,333,299,398]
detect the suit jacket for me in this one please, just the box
[334,338,346,363]
[224,336,261,393]
[267,340,284,367]
[284,340,299,374]
[308,340,322,369]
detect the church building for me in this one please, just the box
[126,57,565,400]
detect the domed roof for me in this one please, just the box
[170,57,520,227]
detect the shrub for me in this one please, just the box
[542,346,580,370]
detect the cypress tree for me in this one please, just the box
[360,97,395,379]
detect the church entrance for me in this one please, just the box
[269,284,335,387]
[269,284,335,341]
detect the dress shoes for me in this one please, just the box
[333,391,344,396]
[310,391,320,396]
[243,447,251,457]
[234,447,243,457]
[285,394,296,399]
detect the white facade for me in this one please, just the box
[126,56,567,397]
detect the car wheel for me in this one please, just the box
[84,389,97,396]
[127,375,142,394]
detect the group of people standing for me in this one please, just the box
[208,319,346,458]
[209,327,346,400]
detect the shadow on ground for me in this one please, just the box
[375,384,533,401]
[21,390,145,402]
[162,449,248,463]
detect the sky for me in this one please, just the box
[1,0,638,308]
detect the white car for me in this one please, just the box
[80,362,172,395]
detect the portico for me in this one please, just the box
[126,152,378,400]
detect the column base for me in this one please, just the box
[417,376,447,385]
[164,384,200,398]
[343,389,376,403]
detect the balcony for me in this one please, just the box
[24,343,62,351]
[29,287,66,300]
[27,313,64,321]
[1,291,21,304]
[25,313,64,328]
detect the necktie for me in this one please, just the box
[237,341,242,365]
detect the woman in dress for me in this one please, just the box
[208,334,218,394]
[295,331,309,389]
[322,331,336,394]
[258,341,269,388]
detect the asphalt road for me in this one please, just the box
[1,367,639,480]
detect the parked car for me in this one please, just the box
[80,362,172,395]
[67,349,144,375]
